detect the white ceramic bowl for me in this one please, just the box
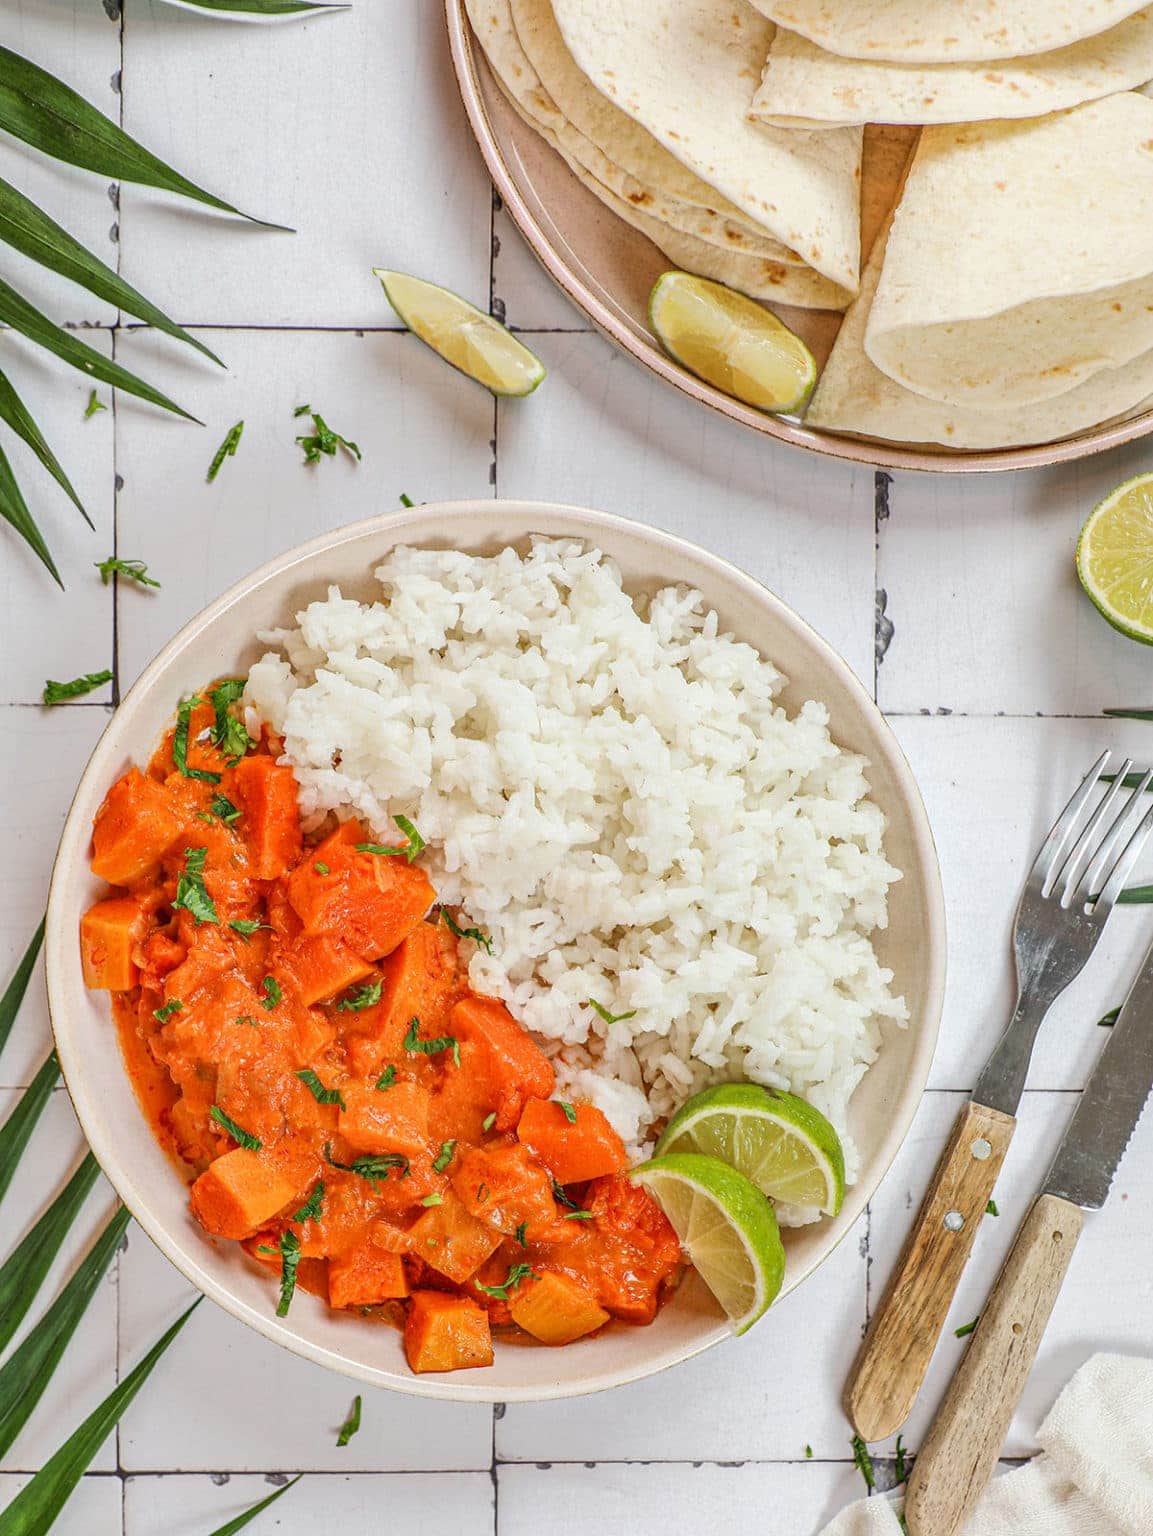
[46,500,945,1402]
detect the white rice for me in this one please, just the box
[244,538,907,1214]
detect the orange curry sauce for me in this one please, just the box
[79,686,681,1373]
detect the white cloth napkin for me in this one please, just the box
[819,1355,1153,1536]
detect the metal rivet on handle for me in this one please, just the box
[944,1211,965,1232]
[970,1138,992,1160]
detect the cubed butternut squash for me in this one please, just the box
[451,995,554,1132]
[404,1291,493,1374]
[344,922,457,1076]
[79,896,144,991]
[286,934,376,1007]
[516,1097,627,1186]
[189,1147,308,1239]
[450,1142,562,1242]
[406,1189,502,1284]
[508,1270,610,1345]
[329,1236,409,1308]
[286,820,435,961]
[232,755,303,879]
[91,768,184,886]
[338,1080,430,1160]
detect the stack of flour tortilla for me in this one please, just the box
[464,0,1153,450]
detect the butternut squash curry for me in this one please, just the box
[80,684,681,1373]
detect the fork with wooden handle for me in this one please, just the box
[845,753,1153,1443]
[904,914,1153,1536]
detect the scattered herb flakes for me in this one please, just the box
[211,795,242,825]
[42,670,112,705]
[207,678,253,761]
[476,1182,489,1204]
[296,1069,346,1111]
[514,1221,528,1248]
[174,695,222,784]
[230,919,271,940]
[206,420,244,483]
[420,1193,444,1208]
[399,492,414,507]
[272,1227,301,1316]
[153,998,183,1024]
[587,998,638,1026]
[955,1318,978,1339]
[210,1105,262,1151]
[337,1394,362,1448]
[474,1262,538,1301]
[96,556,159,588]
[986,1199,999,1217]
[337,979,382,1013]
[804,1445,813,1460]
[563,1210,594,1222]
[375,1065,397,1092]
[235,1014,259,1029]
[357,814,425,864]
[260,976,283,1011]
[551,1181,579,1211]
[173,847,219,927]
[850,1435,876,1494]
[324,1142,409,1192]
[432,1139,456,1174]
[294,405,362,466]
[293,1182,325,1225]
[84,389,106,419]
[1099,1005,1121,1028]
[441,907,494,955]
[482,1112,496,1133]
[894,1434,910,1485]
[559,1101,577,1125]
[403,1016,460,1068]
[314,862,330,876]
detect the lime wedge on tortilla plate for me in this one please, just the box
[648,271,816,415]
[375,269,546,397]
[631,1152,785,1334]
[1076,473,1153,645]
[655,1083,845,1217]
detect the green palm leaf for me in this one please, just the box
[0,438,60,584]
[206,1477,302,1535]
[0,275,199,422]
[0,1300,200,1536]
[0,1150,99,1355]
[1120,885,1153,904]
[0,367,89,527]
[0,918,45,1058]
[0,1053,60,1211]
[0,176,222,366]
[0,1205,131,1462]
[0,46,287,229]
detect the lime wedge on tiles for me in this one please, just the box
[630,1153,785,1335]
[1076,473,1153,645]
[648,271,816,414]
[374,269,546,397]
[655,1083,845,1217]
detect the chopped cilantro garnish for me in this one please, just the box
[375,1065,396,1092]
[153,998,183,1024]
[440,907,494,955]
[294,405,362,466]
[84,389,106,419]
[207,419,244,483]
[235,1015,259,1029]
[357,814,425,864]
[96,557,159,588]
[314,862,330,875]
[986,1200,999,1217]
[337,979,382,1012]
[337,1394,362,1447]
[551,1181,579,1211]
[42,670,112,706]
[474,1263,537,1301]
[431,1140,456,1174]
[514,1221,528,1248]
[587,998,638,1026]
[563,1210,594,1221]
[210,1105,262,1150]
[172,847,219,926]
[403,1016,460,1068]
[559,1101,577,1124]
[292,1182,325,1224]
[324,1142,409,1192]
[273,1227,301,1316]
[476,1182,489,1203]
[211,795,242,826]
[230,919,271,940]
[260,976,283,1011]
[399,492,414,507]
[420,1193,444,1208]
[955,1318,978,1338]
[481,1112,496,1133]
[804,1445,813,1460]
[894,1434,910,1485]
[207,678,253,761]
[850,1435,876,1493]
[296,1069,346,1110]
[173,695,221,784]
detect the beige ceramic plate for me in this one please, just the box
[445,0,1153,475]
[46,501,945,1402]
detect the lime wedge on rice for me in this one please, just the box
[374,270,546,397]
[630,1153,785,1335]
[1076,473,1153,645]
[655,1083,846,1218]
[648,271,816,415]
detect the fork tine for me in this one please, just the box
[1035,749,1111,894]
[1091,769,1153,909]
[1057,757,1134,905]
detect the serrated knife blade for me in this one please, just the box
[1044,935,1153,1210]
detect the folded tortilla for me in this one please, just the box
[551,0,863,291]
[862,95,1153,409]
[747,0,1151,63]
[807,216,1153,449]
[751,12,1153,128]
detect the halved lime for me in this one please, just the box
[1076,473,1153,645]
[648,271,816,414]
[631,1152,785,1334]
[374,270,546,397]
[655,1083,845,1217]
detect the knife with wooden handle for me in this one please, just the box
[904,932,1153,1536]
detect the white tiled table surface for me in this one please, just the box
[4,4,1153,1532]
